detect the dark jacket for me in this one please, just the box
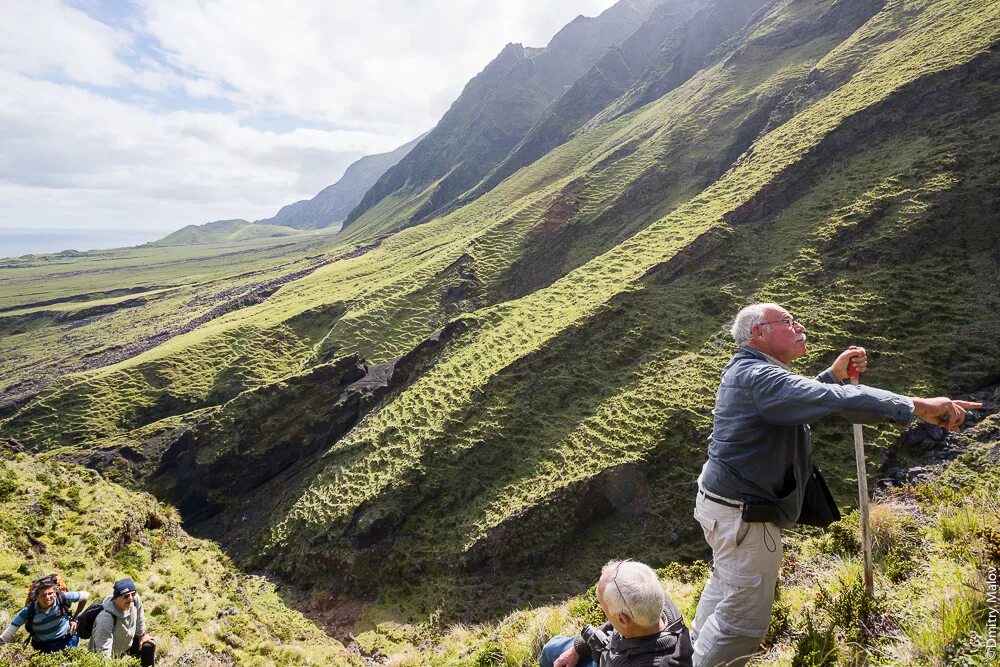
[700,347,913,527]
[572,599,693,667]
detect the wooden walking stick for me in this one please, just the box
[849,363,874,596]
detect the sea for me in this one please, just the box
[0,227,170,259]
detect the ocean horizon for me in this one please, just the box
[0,227,172,259]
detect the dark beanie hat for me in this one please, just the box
[113,578,137,598]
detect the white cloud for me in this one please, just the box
[0,72,381,227]
[138,0,620,135]
[0,0,134,87]
[0,0,620,231]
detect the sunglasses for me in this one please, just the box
[610,563,636,622]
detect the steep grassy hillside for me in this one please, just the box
[0,230,354,418]
[1,0,998,664]
[339,412,1000,666]
[0,442,355,666]
[257,0,1000,592]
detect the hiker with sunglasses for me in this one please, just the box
[691,303,981,667]
[540,560,693,667]
[87,578,156,666]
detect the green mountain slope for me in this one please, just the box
[467,0,772,202]
[153,219,302,245]
[0,231,355,418]
[259,0,999,591]
[339,412,1000,665]
[1,0,999,663]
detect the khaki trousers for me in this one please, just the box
[691,491,782,667]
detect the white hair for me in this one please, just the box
[600,560,664,627]
[729,302,782,346]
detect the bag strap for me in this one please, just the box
[57,590,71,617]
[24,603,37,637]
[665,615,686,633]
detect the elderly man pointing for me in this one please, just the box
[691,303,979,667]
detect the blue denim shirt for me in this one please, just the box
[700,347,914,527]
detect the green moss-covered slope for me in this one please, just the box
[0,444,355,666]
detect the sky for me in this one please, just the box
[0,0,619,232]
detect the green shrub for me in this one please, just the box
[21,647,138,666]
[762,586,791,648]
[815,515,860,557]
[566,584,604,627]
[816,570,892,645]
[470,640,505,667]
[660,560,709,583]
[113,543,151,577]
[882,547,917,583]
[65,486,82,511]
[0,466,18,502]
[976,524,1000,565]
[791,612,837,666]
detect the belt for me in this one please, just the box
[698,488,741,509]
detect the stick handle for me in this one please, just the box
[851,375,874,596]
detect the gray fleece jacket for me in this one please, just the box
[88,595,146,657]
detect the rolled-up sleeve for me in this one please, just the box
[815,367,838,384]
[752,364,914,426]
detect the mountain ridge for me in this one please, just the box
[153,218,302,245]
[255,134,425,230]
[340,0,662,237]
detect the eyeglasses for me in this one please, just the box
[758,315,800,328]
[118,592,136,599]
[610,563,636,622]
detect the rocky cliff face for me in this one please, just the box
[468,0,772,202]
[341,0,660,236]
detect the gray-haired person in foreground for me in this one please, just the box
[539,560,693,667]
[691,303,980,667]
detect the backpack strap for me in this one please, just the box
[665,615,686,633]
[24,604,37,638]
[56,590,71,618]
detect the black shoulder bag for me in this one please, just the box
[797,465,841,528]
